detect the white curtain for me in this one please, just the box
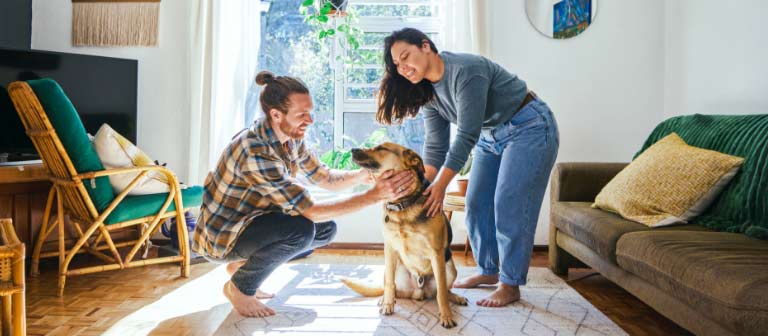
[443,0,488,55]
[188,0,213,185]
[188,0,262,184]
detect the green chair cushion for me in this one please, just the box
[105,186,203,224]
[636,114,768,239]
[27,79,115,212]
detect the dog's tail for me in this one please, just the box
[340,278,384,297]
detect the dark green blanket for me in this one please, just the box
[636,114,768,239]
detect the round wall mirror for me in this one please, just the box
[526,0,597,39]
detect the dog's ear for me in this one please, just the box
[403,149,425,174]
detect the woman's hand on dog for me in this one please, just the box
[422,180,448,217]
[368,170,414,201]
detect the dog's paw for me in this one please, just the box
[439,314,457,328]
[450,294,468,306]
[379,302,395,315]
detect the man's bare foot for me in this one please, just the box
[452,273,499,288]
[476,283,520,307]
[223,281,276,317]
[226,261,246,276]
[225,262,274,299]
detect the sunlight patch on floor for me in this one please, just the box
[102,263,298,335]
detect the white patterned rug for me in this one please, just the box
[105,260,627,335]
[219,264,625,336]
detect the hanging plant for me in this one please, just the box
[300,0,363,63]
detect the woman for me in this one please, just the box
[377,28,559,307]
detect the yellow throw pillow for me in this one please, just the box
[593,133,744,227]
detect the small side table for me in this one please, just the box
[444,201,472,256]
[0,219,25,336]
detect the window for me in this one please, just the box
[251,0,444,165]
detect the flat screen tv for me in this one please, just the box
[0,48,137,164]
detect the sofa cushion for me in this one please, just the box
[637,114,768,239]
[616,231,768,334]
[553,202,709,262]
[93,123,171,195]
[594,133,744,227]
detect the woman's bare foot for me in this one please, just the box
[225,262,274,299]
[452,273,499,288]
[223,281,276,317]
[476,283,520,307]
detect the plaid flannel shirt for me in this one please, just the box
[192,118,329,259]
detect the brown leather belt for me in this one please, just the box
[516,91,536,112]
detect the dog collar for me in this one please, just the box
[386,194,422,212]
[385,173,431,212]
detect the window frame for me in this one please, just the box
[331,1,444,149]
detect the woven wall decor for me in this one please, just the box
[72,0,160,47]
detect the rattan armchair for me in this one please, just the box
[0,219,25,336]
[7,79,202,296]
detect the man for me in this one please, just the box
[192,71,414,317]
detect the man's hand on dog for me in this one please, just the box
[368,170,414,201]
[356,169,376,185]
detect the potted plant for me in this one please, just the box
[324,0,348,15]
[300,0,362,61]
[456,152,473,196]
[320,128,390,170]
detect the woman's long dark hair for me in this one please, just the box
[377,28,438,125]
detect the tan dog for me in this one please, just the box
[342,142,468,328]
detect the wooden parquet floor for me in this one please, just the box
[25,248,692,335]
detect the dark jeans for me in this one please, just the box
[209,213,337,296]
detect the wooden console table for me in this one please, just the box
[0,163,138,258]
[0,163,51,257]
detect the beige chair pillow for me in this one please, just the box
[92,124,170,195]
[593,133,744,227]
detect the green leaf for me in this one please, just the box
[320,150,337,167]
[301,0,314,7]
[348,37,360,50]
[341,134,359,146]
[338,153,350,168]
[458,152,473,175]
[319,30,327,39]
[362,128,389,148]
[337,24,348,33]
[317,14,328,23]
[326,29,335,36]
[320,5,331,15]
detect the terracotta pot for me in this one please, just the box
[456,179,469,196]
[324,0,348,15]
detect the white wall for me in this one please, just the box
[28,0,766,247]
[526,0,558,37]
[31,0,193,182]
[664,0,768,117]
[339,0,668,246]
[479,0,666,245]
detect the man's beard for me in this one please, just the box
[279,119,305,140]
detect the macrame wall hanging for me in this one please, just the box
[72,0,161,47]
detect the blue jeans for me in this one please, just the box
[207,213,337,296]
[465,97,559,286]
